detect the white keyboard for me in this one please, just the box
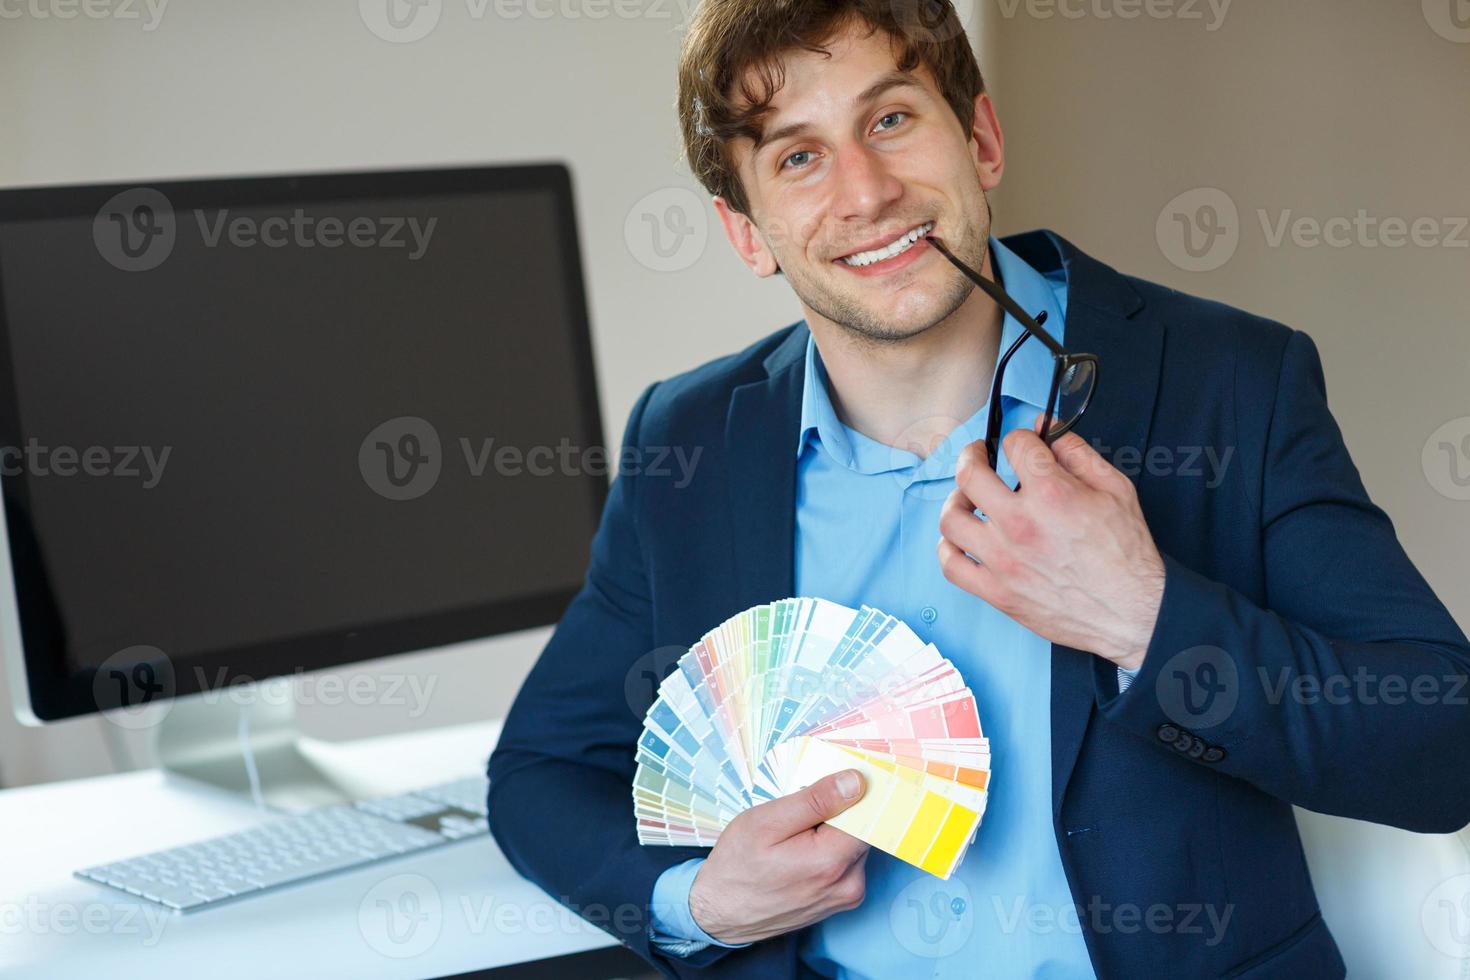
[74,776,490,913]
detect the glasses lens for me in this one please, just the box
[1051,359,1096,435]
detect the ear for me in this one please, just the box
[713,195,780,277]
[967,92,1005,192]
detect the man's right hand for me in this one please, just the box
[687,769,870,945]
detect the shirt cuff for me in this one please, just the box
[648,858,752,956]
[1116,663,1142,693]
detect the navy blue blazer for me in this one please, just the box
[487,230,1470,979]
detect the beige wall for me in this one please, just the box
[0,0,1464,786]
[983,0,1470,629]
[0,0,801,785]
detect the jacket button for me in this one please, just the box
[1202,746,1226,763]
[1186,737,1206,759]
[1157,723,1180,743]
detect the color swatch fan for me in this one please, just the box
[633,597,990,880]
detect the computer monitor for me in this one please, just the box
[0,164,606,805]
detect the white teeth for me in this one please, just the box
[840,222,934,267]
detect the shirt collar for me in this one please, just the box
[796,235,1068,477]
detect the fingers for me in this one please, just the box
[1003,427,1079,494]
[954,441,1017,521]
[807,820,872,870]
[751,769,866,843]
[825,850,870,913]
[937,535,1004,606]
[773,824,869,916]
[1049,431,1133,497]
[938,485,994,562]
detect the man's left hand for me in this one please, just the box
[936,417,1166,671]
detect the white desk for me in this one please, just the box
[0,719,646,980]
[14,716,1465,978]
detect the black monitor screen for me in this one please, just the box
[0,166,606,720]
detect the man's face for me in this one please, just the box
[715,19,1000,343]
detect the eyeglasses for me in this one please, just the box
[926,235,1099,471]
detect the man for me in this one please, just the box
[487,0,1470,976]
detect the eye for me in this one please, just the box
[874,111,907,133]
[780,149,815,172]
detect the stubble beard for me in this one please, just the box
[778,199,992,349]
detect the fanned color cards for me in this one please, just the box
[633,598,990,879]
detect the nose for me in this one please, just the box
[830,142,903,226]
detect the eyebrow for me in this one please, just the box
[751,71,923,156]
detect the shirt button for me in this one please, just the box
[920,606,938,624]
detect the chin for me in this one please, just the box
[875,291,961,336]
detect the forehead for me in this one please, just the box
[733,19,939,133]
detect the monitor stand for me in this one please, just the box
[150,678,356,813]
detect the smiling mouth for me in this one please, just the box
[836,222,935,267]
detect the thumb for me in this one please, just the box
[752,769,866,842]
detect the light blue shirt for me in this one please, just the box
[648,236,1135,974]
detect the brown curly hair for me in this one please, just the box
[676,0,986,217]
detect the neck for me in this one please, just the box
[806,249,1004,460]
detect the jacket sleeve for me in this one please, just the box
[485,382,743,977]
[1095,329,1470,834]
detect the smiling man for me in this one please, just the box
[486,1,1470,978]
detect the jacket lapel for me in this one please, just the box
[1009,232,1163,819]
[725,325,807,610]
[720,231,1164,823]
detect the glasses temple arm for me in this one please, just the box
[926,236,1068,356]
